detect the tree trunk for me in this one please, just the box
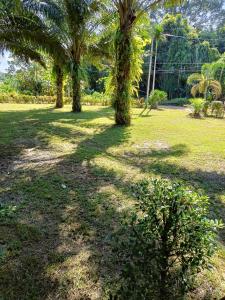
[152,40,158,92]
[71,60,82,112]
[204,82,208,100]
[114,28,132,125]
[55,65,63,108]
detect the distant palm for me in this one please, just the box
[187,73,222,100]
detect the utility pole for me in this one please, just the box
[146,39,154,102]
[152,39,158,92]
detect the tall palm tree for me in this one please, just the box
[21,0,69,108]
[0,0,68,108]
[46,0,107,112]
[26,0,108,112]
[112,0,182,126]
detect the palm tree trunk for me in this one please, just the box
[71,60,81,112]
[152,40,158,92]
[55,65,63,108]
[204,82,208,100]
[114,27,132,125]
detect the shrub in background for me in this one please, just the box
[0,93,57,104]
[116,179,222,300]
[211,101,225,118]
[162,97,189,107]
[148,89,167,109]
[189,98,205,118]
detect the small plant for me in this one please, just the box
[116,179,222,299]
[189,98,205,117]
[148,89,167,109]
[0,204,17,219]
[211,101,225,118]
[136,97,145,108]
[202,101,211,116]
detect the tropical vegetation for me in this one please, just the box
[1,1,225,298]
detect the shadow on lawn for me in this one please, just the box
[0,106,225,299]
[0,107,131,299]
[0,106,112,160]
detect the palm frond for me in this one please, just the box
[0,41,45,67]
[191,84,199,97]
[187,73,204,85]
[0,12,67,66]
[209,80,222,99]
[22,0,64,26]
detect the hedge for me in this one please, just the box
[0,93,165,108]
[0,93,111,106]
[161,98,189,106]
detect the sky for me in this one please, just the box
[0,52,10,73]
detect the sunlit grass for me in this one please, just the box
[0,103,225,299]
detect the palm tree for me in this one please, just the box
[0,0,68,108]
[112,0,182,126]
[21,0,69,109]
[50,1,107,112]
[27,0,108,112]
[187,73,222,100]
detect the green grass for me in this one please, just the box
[0,104,225,299]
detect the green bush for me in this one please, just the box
[211,101,225,118]
[0,83,15,94]
[116,179,222,299]
[82,92,110,106]
[189,98,205,117]
[148,89,167,109]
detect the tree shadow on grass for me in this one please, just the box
[0,106,113,166]
[120,143,189,159]
[1,105,225,299]
[0,109,132,299]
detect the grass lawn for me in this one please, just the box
[0,104,225,299]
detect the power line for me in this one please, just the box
[164,33,225,42]
[142,62,213,65]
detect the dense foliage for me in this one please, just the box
[141,14,221,100]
